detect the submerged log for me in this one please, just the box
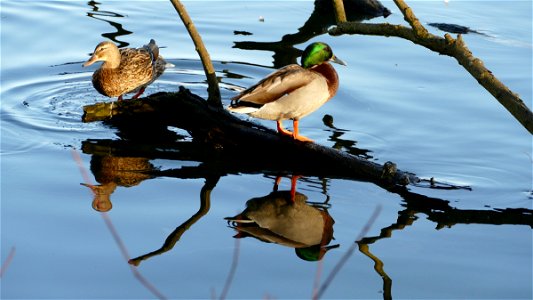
[82,87,419,188]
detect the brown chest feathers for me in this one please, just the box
[310,63,339,99]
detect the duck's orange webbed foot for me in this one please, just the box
[277,120,314,142]
[293,134,313,143]
[292,119,313,143]
[276,120,294,137]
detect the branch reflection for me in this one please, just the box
[323,114,373,159]
[128,176,219,267]
[233,0,391,68]
[86,1,132,48]
[80,137,533,297]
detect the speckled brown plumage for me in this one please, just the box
[83,39,167,99]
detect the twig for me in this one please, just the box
[101,214,167,300]
[169,0,221,108]
[332,0,347,23]
[312,252,325,299]
[219,238,240,300]
[393,0,429,38]
[0,246,16,278]
[71,149,166,300]
[329,2,533,134]
[313,205,382,299]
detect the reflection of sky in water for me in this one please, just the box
[0,1,531,299]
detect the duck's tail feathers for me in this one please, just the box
[224,215,255,225]
[227,105,259,114]
[143,39,160,62]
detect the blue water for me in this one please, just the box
[1,1,532,299]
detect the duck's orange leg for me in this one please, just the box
[277,120,313,142]
[290,175,301,202]
[273,176,282,192]
[131,87,146,99]
[272,175,300,202]
[276,120,294,137]
[292,119,313,143]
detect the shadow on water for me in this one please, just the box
[86,1,132,48]
[233,0,391,68]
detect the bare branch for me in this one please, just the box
[329,8,533,134]
[219,239,240,300]
[169,0,221,108]
[393,0,429,38]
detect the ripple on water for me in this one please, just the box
[2,71,104,143]
[0,59,247,155]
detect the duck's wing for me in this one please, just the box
[112,48,154,91]
[231,64,317,106]
[117,39,159,69]
[119,48,153,69]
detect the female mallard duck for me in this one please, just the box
[83,39,167,101]
[228,42,345,142]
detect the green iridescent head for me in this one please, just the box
[300,42,346,69]
[295,243,340,261]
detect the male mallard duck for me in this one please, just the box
[228,42,345,142]
[83,39,167,101]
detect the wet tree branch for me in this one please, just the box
[169,0,221,108]
[82,88,419,188]
[329,0,533,134]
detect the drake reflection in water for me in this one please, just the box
[225,180,338,261]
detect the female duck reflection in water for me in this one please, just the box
[82,39,168,110]
[229,42,345,142]
[225,176,338,261]
[81,155,155,212]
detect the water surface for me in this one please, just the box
[1,1,532,299]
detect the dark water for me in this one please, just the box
[1,1,532,299]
